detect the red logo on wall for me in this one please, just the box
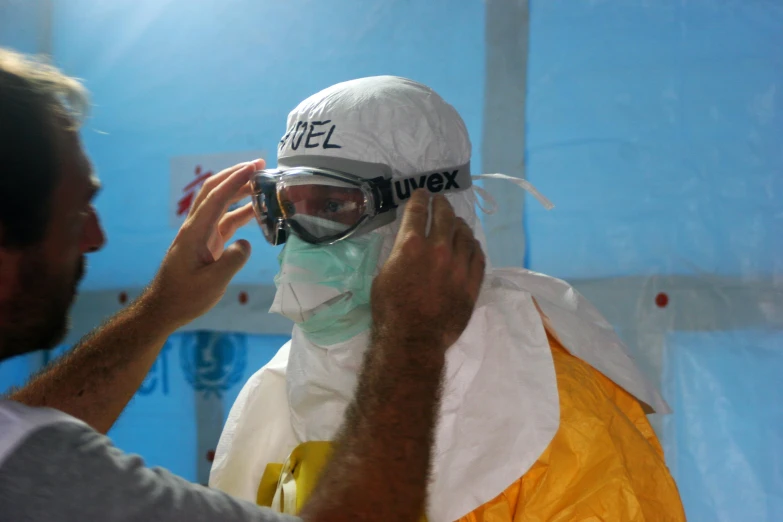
[177,165,214,217]
[170,151,264,228]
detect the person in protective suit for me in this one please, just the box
[210,76,687,522]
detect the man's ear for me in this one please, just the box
[0,225,22,302]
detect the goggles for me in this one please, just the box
[251,159,472,245]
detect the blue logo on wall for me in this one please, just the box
[139,341,173,396]
[180,332,247,399]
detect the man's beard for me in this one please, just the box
[1,253,85,359]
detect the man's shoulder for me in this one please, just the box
[0,399,84,466]
[0,400,300,521]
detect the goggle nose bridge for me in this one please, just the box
[251,173,289,246]
[367,175,397,215]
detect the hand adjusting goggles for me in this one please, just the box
[251,157,472,246]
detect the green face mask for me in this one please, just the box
[272,233,383,345]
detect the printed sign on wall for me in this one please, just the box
[169,150,266,228]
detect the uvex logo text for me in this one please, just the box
[394,170,460,201]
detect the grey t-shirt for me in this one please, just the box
[0,400,300,522]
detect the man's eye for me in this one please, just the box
[281,200,296,216]
[324,200,343,213]
[81,205,97,219]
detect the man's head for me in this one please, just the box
[0,48,105,360]
[269,76,488,345]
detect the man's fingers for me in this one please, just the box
[228,182,254,207]
[210,239,252,284]
[189,158,265,217]
[191,164,256,238]
[218,181,254,217]
[428,194,457,244]
[452,218,475,263]
[188,163,247,218]
[219,203,255,239]
[393,189,430,249]
[466,240,486,302]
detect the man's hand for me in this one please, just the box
[372,189,486,350]
[143,159,264,329]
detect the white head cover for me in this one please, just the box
[210,76,668,521]
[276,75,485,264]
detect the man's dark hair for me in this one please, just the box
[0,48,89,248]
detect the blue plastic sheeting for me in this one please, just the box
[525,0,783,280]
[0,354,29,395]
[663,330,783,521]
[50,0,486,291]
[2,0,783,519]
[0,0,41,55]
[0,333,287,483]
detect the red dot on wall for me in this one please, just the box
[655,292,669,308]
[206,450,215,462]
[118,292,128,305]
[238,291,248,305]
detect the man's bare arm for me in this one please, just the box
[8,160,263,434]
[8,297,174,435]
[300,191,486,522]
[301,331,445,522]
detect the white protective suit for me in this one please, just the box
[209,76,669,522]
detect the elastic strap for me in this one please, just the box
[471,173,555,211]
[391,162,472,205]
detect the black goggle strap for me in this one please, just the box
[369,162,473,214]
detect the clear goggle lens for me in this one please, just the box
[278,174,368,240]
[252,169,371,245]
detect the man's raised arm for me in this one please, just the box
[9,160,264,434]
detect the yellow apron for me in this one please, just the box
[257,333,686,521]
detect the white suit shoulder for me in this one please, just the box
[489,267,669,413]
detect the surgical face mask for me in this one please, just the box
[270,232,383,346]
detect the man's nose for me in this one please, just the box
[81,208,106,253]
